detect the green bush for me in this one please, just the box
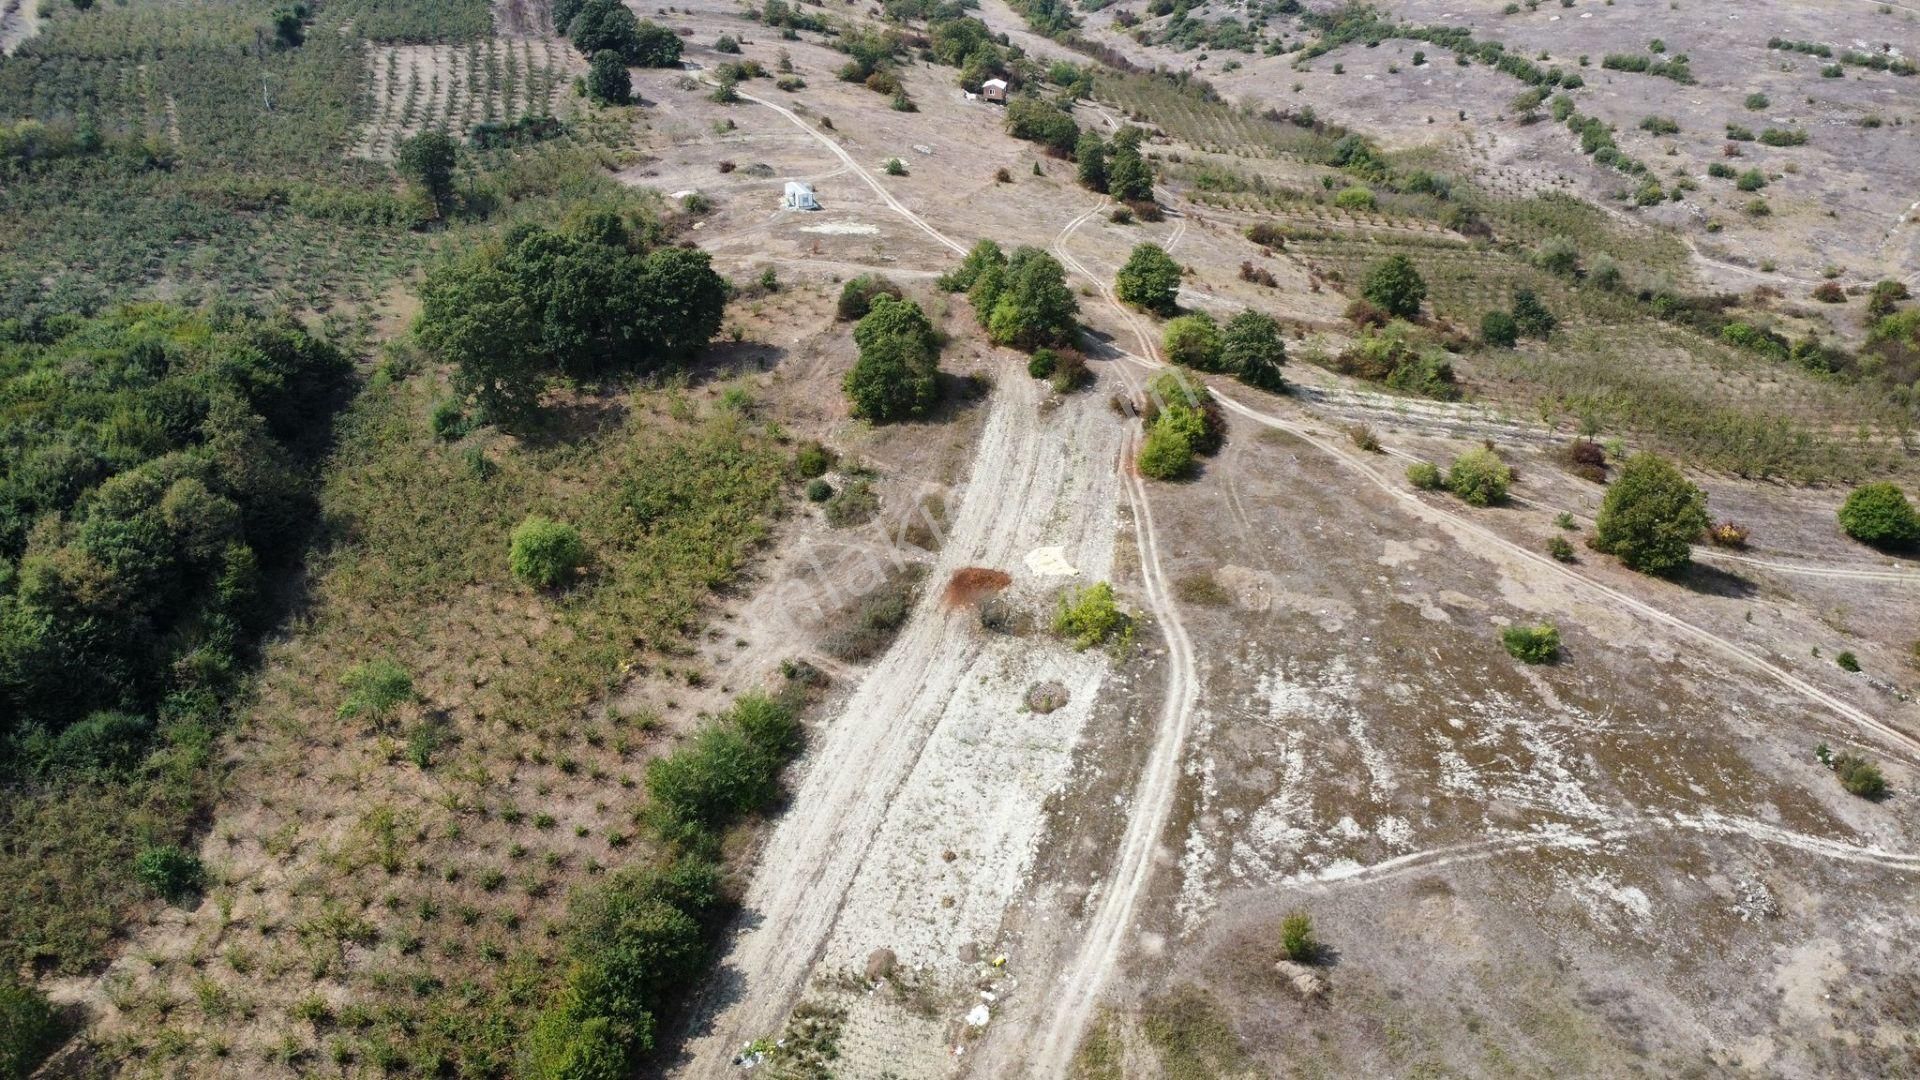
[1511,289,1556,338]
[1137,422,1194,480]
[804,478,832,502]
[0,980,60,1080]
[1481,310,1518,347]
[1407,461,1442,490]
[1548,535,1576,561]
[1501,624,1560,664]
[1836,650,1860,673]
[1028,349,1059,379]
[1053,581,1130,650]
[1278,912,1316,962]
[1115,243,1182,315]
[1359,254,1426,319]
[1832,753,1886,800]
[338,657,416,724]
[1333,185,1375,211]
[1593,453,1710,575]
[134,844,204,902]
[1163,312,1223,369]
[1447,448,1511,506]
[837,273,912,324]
[792,440,835,478]
[1736,168,1766,192]
[1219,310,1286,390]
[1837,483,1920,549]
[645,692,802,844]
[511,516,586,588]
[836,274,904,322]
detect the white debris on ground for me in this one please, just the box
[798,221,879,235]
[965,1002,991,1027]
[1023,545,1078,576]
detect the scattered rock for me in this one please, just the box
[942,849,958,862]
[965,1002,991,1027]
[1025,681,1070,714]
[865,948,897,981]
[1276,959,1327,1000]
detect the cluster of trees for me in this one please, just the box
[1075,125,1152,202]
[415,210,729,425]
[843,295,942,422]
[1137,371,1224,480]
[940,240,1080,351]
[1335,324,1459,400]
[1162,310,1286,391]
[0,306,346,756]
[553,0,682,67]
[1481,289,1556,346]
[526,688,807,1078]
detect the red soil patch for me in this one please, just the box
[944,567,1012,608]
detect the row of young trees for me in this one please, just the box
[416,211,729,425]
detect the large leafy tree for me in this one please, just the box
[1115,242,1181,316]
[419,248,546,422]
[987,247,1079,349]
[587,50,632,104]
[1593,452,1711,575]
[395,131,458,217]
[1075,130,1107,193]
[1360,254,1427,320]
[844,296,940,422]
[1220,310,1286,390]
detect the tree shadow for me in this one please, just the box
[1675,561,1758,599]
[686,340,790,387]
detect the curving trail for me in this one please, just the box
[1030,196,1205,1079]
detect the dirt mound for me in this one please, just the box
[1025,681,1069,714]
[944,567,1012,608]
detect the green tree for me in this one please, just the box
[1360,254,1426,319]
[1593,452,1710,575]
[1075,130,1108,192]
[940,238,1005,293]
[395,131,458,217]
[587,50,632,104]
[1115,243,1181,316]
[1481,309,1518,347]
[1219,310,1286,390]
[1163,312,1222,370]
[1279,912,1317,962]
[1511,288,1556,338]
[987,247,1079,349]
[1106,139,1153,202]
[1837,483,1920,549]
[1136,420,1194,480]
[418,249,545,423]
[845,296,940,422]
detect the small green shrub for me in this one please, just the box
[1481,310,1518,348]
[1407,461,1443,490]
[135,845,204,902]
[1278,912,1317,962]
[1501,624,1561,664]
[1137,423,1194,480]
[510,516,586,588]
[1832,753,1887,800]
[338,657,416,724]
[1836,651,1860,672]
[793,440,835,478]
[1548,535,1576,561]
[804,478,832,502]
[823,478,880,527]
[1447,448,1511,506]
[1028,349,1059,379]
[1053,581,1131,651]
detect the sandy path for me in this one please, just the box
[675,87,1131,1075]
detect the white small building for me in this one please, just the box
[981,78,1008,104]
[783,181,820,210]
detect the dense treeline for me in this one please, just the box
[416,210,729,424]
[0,305,346,746]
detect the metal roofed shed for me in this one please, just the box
[783,181,820,210]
